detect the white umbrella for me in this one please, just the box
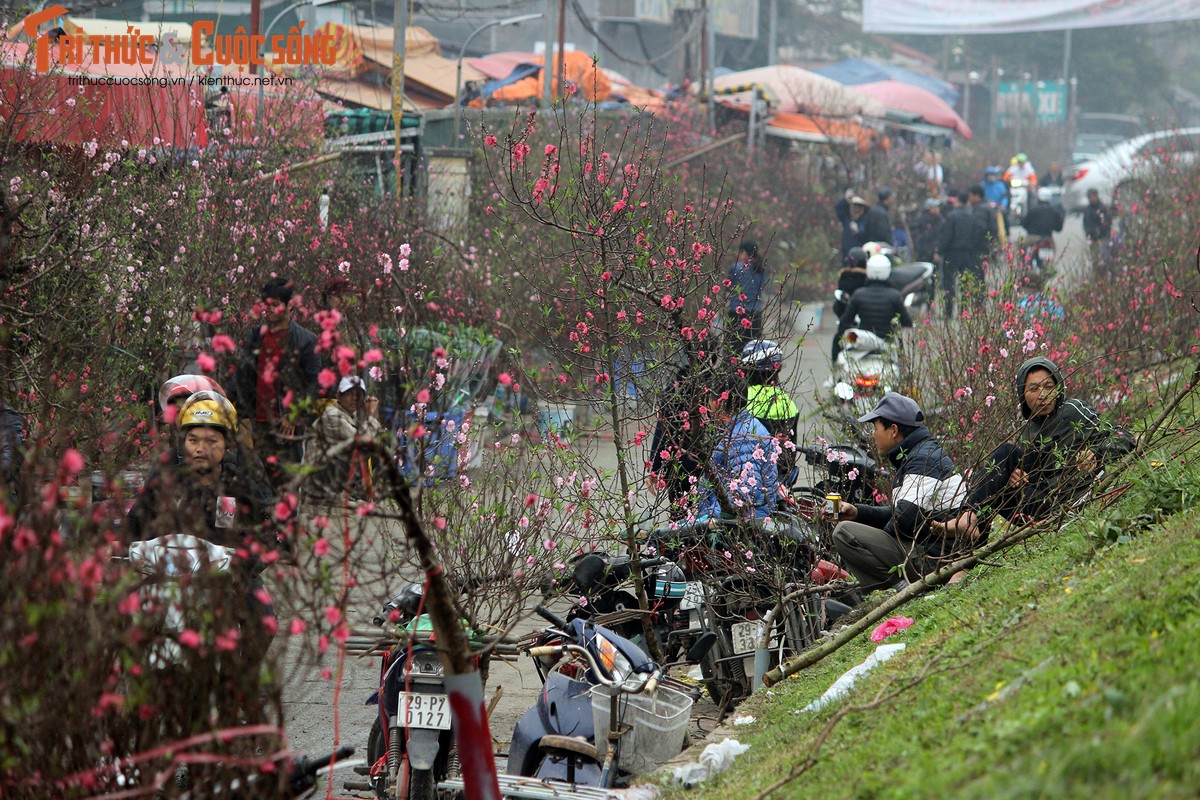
[713,65,887,118]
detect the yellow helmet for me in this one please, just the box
[178,390,237,433]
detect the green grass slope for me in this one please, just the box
[663,457,1200,799]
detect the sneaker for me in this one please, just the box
[892,579,909,592]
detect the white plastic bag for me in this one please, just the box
[800,643,906,713]
[671,738,751,788]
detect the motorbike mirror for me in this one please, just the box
[572,554,607,591]
[686,631,718,664]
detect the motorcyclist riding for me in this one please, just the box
[1008,152,1037,187]
[833,246,869,318]
[982,166,1009,210]
[831,255,913,362]
[126,391,279,691]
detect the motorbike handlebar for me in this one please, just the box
[528,645,561,657]
[288,745,355,795]
[533,604,570,630]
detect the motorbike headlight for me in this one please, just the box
[596,636,633,683]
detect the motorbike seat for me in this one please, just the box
[538,735,601,763]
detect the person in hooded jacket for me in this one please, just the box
[700,379,780,520]
[831,393,970,593]
[831,254,912,362]
[935,357,1134,538]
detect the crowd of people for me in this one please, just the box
[833,149,1107,327]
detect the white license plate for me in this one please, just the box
[400,693,451,730]
[680,581,705,611]
[730,621,763,655]
[1038,248,1054,261]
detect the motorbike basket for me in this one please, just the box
[591,683,692,774]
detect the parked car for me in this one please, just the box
[1070,113,1145,164]
[1063,127,1200,212]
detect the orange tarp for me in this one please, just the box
[486,50,611,104]
[766,112,877,151]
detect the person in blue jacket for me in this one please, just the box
[982,166,1009,210]
[701,379,780,520]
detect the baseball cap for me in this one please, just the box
[849,195,868,206]
[337,376,366,394]
[857,392,925,427]
[924,198,941,209]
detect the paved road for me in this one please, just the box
[275,317,840,794]
[276,215,1099,791]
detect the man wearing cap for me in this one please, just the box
[830,393,971,593]
[307,376,383,502]
[835,189,870,262]
[232,277,320,488]
[858,188,894,247]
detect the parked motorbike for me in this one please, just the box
[506,606,714,788]
[557,550,688,657]
[643,517,835,705]
[361,583,465,800]
[177,745,358,799]
[795,441,879,506]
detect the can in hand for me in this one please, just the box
[824,493,842,517]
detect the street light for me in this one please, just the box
[258,0,345,126]
[454,12,543,143]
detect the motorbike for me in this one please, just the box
[1024,235,1056,274]
[1008,178,1031,225]
[177,745,359,799]
[505,606,714,788]
[361,583,468,800]
[124,533,239,669]
[555,550,689,658]
[643,517,839,705]
[794,441,879,507]
[825,328,901,425]
[833,252,935,318]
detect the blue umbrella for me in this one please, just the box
[814,58,959,107]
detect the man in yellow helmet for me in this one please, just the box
[126,391,278,686]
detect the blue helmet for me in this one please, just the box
[984,166,1001,176]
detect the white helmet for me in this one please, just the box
[861,242,892,257]
[866,254,892,282]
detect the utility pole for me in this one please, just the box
[557,0,566,99]
[249,0,260,74]
[542,0,555,108]
[392,0,408,210]
[767,0,776,65]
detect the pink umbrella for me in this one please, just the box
[855,80,972,139]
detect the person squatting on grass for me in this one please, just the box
[934,357,1135,540]
[831,393,972,593]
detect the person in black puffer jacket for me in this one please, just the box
[831,254,912,361]
[832,393,971,593]
[935,357,1134,539]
